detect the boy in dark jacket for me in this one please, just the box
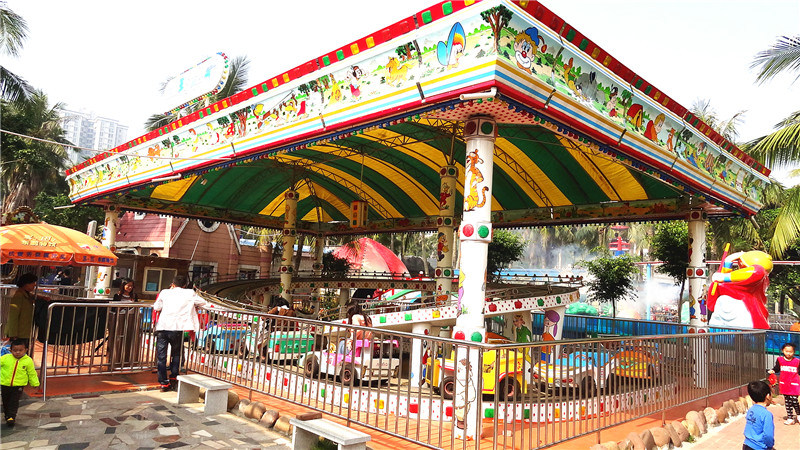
[0,339,40,427]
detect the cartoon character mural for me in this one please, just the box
[707,250,773,329]
[439,183,453,210]
[437,232,449,261]
[348,66,363,98]
[437,22,466,69]
[464,149,488,211]
[386,57,410,86]
[541,309,560,360]
[606,87,619,117]
[513,27,546,74]
[644,113,665,142]
[512,313,532,343]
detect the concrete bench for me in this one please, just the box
[176,374,232,415]
[289,417,371,450]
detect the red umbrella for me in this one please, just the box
[333,238,408,276]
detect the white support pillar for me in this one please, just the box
[453,116,496,440]
[94,206,118,297]
[279,190,298,304]
[311,234,325,317]
[687,208,709,328]
[435,165,457,305]
[687,207,708,388]
[410,322,432,387]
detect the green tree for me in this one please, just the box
[0,3,31,101]
[650,221,688,309]
[577,252,639,317]
[145,56,251,131]
[33,182,103,231]
[480,5,512,53]
[1,91,72,214]
[487,229,524,282]
[748,35,800,257]
[322,251,351,277]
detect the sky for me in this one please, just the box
[6,1,800,181]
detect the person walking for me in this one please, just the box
[768,342,800,425]
[153,274,210,392]
[1,339,40,428]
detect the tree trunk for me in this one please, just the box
[677,279,686,323]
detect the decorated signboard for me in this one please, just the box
[66,0,769,215]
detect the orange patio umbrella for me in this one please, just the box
[0,223,117,266]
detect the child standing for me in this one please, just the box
[743,380,775,450]
[0,339,40,427]
[768,342,800,425]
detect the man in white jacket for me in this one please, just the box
[153,274,210,391]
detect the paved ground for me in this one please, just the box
[0,389,291,450]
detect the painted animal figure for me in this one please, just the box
[574,71,600,103]
[464,149,488,211]
[666,128,676,153]
[386,57,409,86]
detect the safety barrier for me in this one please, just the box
[34,300,769,449]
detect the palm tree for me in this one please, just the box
[1,91,71,213]
[748,35,800,257]
[690,99,746,142]
[0,3,31,101]
[145,56,251,132]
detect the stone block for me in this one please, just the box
[590,445,607,450]
[247,401,267,420]
[664,423,682,447]
[649,427,670,447]
[735,400,747,415]
[639,429,656,449]
[626,431,646,450]
[617,438,633,450]
[745,395,754,408]
[671,421,689,442]
[237,398,251,417]
[227,390,239,411]
[703,407,719,426]
[199,387,206,399]
[274,415,293,435]
[599,441,620,450]
[684,418,700,438]
[686,411,706,434]
[716,407,728,424]
[260,409,280,428]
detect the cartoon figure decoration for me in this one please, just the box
[707,250,773,329]
[436,22,466,69]
[437,232,449,261]
[439,183,453,210]
[644,113,665,142]
[464,149,488,211]
[606,87,619,117]
[626,104,644,129]
[541,309,560,360]
[453,357,476,431]
[348,66,363,98]
[513,27,546,74]
[386,57,409,86]
[666,128,676,153]
[456,269,466,316]
[512,313,532,343]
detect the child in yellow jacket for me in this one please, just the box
[1,339,40,427]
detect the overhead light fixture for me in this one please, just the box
[53,204,76,210]
[153,174,181,182]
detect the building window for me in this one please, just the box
[197,219,220,233]
[143,268,177,292]
[190,263,217,287]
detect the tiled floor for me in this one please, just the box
[0,389,292,449]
